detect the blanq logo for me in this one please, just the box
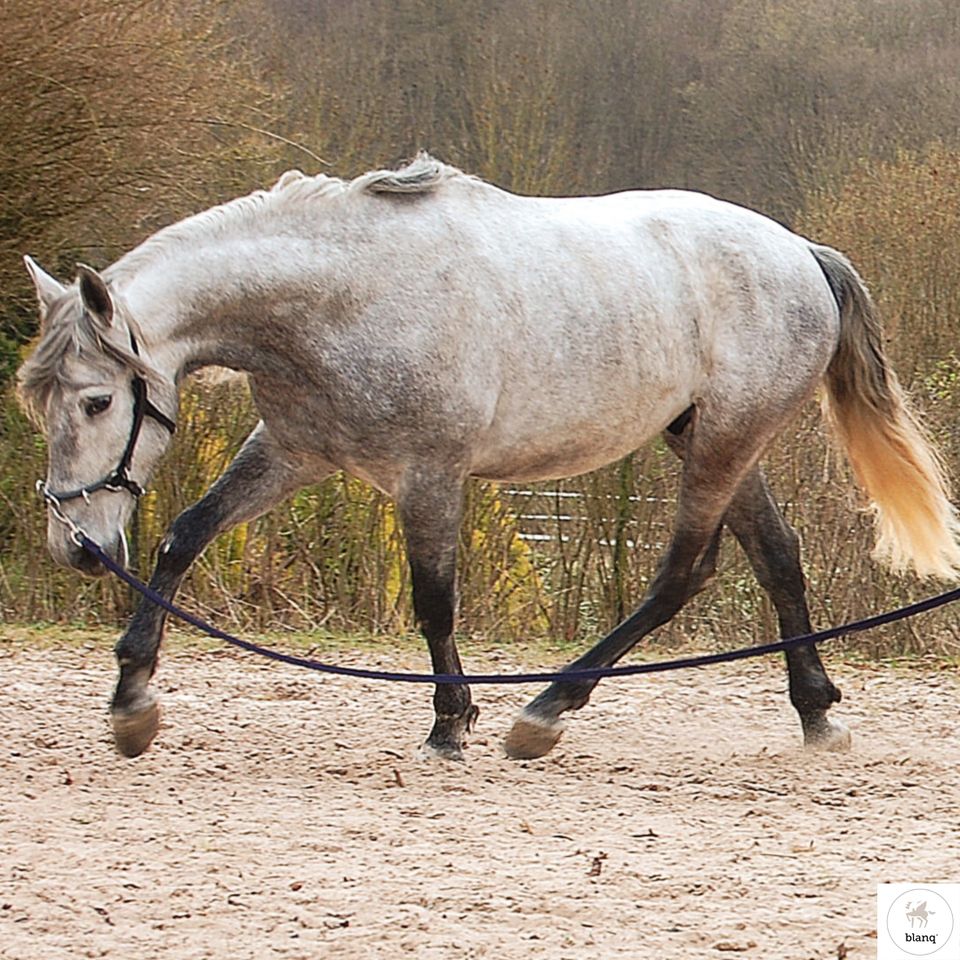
[878,884,959,959]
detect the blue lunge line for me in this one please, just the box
[79,533,960,685]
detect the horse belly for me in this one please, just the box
[472,437,652,484]
[470,380,692,483]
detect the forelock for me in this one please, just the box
[16,292,150,426]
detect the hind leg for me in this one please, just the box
[724,467,850,751]
[504,419,765,759]
[667,427,848,749]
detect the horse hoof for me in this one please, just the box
[420,706,478,761]
[420,739,466,762]
[504,710,564,760]
[803,717,851,753]
[111,695,160,758]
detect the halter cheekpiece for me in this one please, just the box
[39,327,176,506]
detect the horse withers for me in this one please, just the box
[17,154,960,760]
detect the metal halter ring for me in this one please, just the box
[36,480,87,547]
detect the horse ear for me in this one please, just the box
[76,263,113,327]
[24,255,66,319]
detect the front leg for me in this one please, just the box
[111,423,325,757]
[399,469,476,760]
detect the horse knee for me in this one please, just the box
[157,505,217,578]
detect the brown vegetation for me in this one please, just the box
[3,0,960,655]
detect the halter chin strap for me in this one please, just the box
[40,330,176,505]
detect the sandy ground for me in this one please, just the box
[1,631,958,960]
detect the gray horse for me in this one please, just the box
[17,154,960,761]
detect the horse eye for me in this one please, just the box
[83,395,113,417]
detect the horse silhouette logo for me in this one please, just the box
[906,900,936,929]
[881,886,956,958]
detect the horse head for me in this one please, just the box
[17,259,177,575]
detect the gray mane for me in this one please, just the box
[108,154,462,282]
[352,152,463,195]
[267,153,463,204]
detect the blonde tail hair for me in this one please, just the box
[812,244,960,580]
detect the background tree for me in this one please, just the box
[0,0,279,379]
[5,0,960,652]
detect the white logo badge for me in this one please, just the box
[878,884,959,959]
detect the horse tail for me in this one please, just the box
[811,243,960,580]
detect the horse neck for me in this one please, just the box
[114,232,326,382]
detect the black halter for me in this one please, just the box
[41,332,176,504]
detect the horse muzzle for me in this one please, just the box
[50,530,127,577]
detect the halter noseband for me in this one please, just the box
[39,330,176,507]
